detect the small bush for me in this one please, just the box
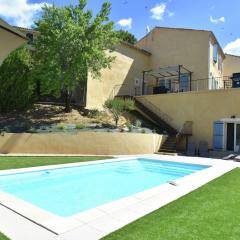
[141,128,146,134]
[135,119,142,128]
[27,127,38,134]
[104,98,135,127]
[88,109,101,118]
[76,124,85,129]
[125,120,132,132]
[57,123,66,130]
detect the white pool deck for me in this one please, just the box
[0,154,238,240]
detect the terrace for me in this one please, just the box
[112,65,236,98]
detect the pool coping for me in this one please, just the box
[0,155,237,239]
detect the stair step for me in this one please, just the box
[156,152,178,156]
[159,148,177,153]
[134,98,177,135]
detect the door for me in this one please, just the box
[213,121,224,150]
[227,123,234,151]
[179,74,189,92]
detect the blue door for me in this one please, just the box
[213,121,224,150]
[180,74,189,92]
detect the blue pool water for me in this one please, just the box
[0,159,208,217]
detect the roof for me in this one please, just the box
[121,41,151,56]
[0,19,27,40]
[225,53,240,58]
[136,26,225,58]
[14,26,38,34]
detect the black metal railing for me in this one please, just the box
[143,76,233,95]
[110,76,234,99]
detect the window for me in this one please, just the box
[213,44,218,63]
[180,74,189,92]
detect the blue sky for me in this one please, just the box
[0,0,240,55]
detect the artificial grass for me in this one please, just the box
[0,233,9,240]
[103,168,240,240]
[0,156,112,170]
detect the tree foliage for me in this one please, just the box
[104,98,135,127]
[34,0,119,112]
[0,46,35,113]
[116,30,137,45]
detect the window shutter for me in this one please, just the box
[213,121,224,150]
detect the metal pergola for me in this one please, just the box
[142,65,192,95]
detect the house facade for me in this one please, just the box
[15,25,240,152]
[86,27,240,152]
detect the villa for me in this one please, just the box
[3,24,240,153]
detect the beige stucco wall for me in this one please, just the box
[136,28,210,86]
[208,36,224,88]
[223,54,240,76]
[0,28,26,64]
[86,43,150,109]
[0,132,164,155]
[136,28,227,91]
[136,88,240,148]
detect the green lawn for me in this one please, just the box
[0,156,112,170]
[0,232,9,240]
[104,168,240,240]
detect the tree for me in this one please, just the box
[116,30,137,45]
[34,0,119,112]
[0,46,35,113]
[104,98,135,127]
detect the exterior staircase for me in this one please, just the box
[134,97,177,135]
[134,97,192,154]
[159,135,177,153]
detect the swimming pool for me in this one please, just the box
[0,158,209,217]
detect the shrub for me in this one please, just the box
[26,127,38,133]
[57,123,66,130]
[0,46,36,113]
[104,98,135,127]
[135,119,142,128]
[125,120,132,132]
[76,124,85,129]
[88,109,101,118]
[141,128,146,134]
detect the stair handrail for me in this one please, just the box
[136,97,173,124]
[176,121,193,143]
[109,84,135,99]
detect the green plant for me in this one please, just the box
[27,128,38,134]
[34,0,119,112]
[0,46,36,113]
[57,123,66,130]
[116,29,137,44]
[135,119,142,128]
[125,120,132,132]
[104,98,135,127]
[88,109,101,118]
[141,128,146,134]
[76,124,85,129]
[152,129,157,133]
